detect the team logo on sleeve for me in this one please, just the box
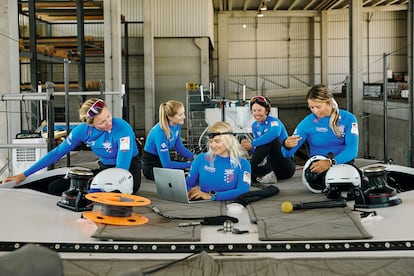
[351,122,359,135]
[66,132,73,145]
[270,121,279,127]
[243,171,251,185]
[120,136,130,151]
[160,142,168,152]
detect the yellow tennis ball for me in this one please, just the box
[281,201,293,213]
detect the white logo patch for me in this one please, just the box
[243,171,251,185]
[120,136,130,151]
[351,122,359,135]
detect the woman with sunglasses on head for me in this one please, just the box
[2,98,141,195]
[282,84,359,174]
[241,96,296,185]
[186,121,251,201]
[142,100,195,180]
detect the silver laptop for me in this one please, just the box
[153,167,210,203]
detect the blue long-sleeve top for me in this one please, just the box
[24,117,138,177]
[144,123,193,169]
[282,109,359,164]
[250,115,289,151]
[186,153,251,201]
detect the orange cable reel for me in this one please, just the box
[83,192,151,226]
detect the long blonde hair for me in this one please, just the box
[206,121,248,167]
[159,100,184,139]
[307,84,341,138]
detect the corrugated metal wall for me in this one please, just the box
[152,0,211,38]
[18,3,408,138]
[218,10,407,96]
[226,16,315,95]
[364,11,407,84]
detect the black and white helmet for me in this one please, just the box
[325,164,361,190]
[302,155,329,193]
[90,168,133,194]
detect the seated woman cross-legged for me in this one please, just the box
[142,100,195,180]
[241,96,296,185]
[186,121,251,201]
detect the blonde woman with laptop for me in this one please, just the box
[186,121,251,201]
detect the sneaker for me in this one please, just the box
[256,171,277,184]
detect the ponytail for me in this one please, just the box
[159,103,171,139]
[329,99,341,138]
[158,100,184,139]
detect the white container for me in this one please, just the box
[12,137,48,175]
[401,90,409,98]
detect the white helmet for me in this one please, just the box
[302,155,329,193]
[90,168,133,194]
[325,164,361,190]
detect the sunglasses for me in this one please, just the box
[86,99,105,119]
[206,132,234,139]
[250,96,268,105]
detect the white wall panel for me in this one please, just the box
[364,10,407,82]
[289,19,312,39]
[289,40,311,57]
[153,0,211,38]
[256,22,289,41]
[228,41,256,58]
[328,39,349,57]
[258,58,289,74]
[229,59,256,75]
[226,14,314,94]
[121,0,143,22]
[257,41,290,58]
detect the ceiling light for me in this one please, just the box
[257,10,264,17]
[259,1,267,11]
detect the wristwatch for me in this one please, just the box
[209,190,216,201]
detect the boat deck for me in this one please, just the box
[1,151,414,275]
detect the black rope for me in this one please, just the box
[100,205,133,217]
[151,206,238,225]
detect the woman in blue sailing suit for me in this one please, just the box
[241,96,296,184]
[186,121,251,201]
[142,100,195,180]
[282,84,359,174]
[3,98,141,195]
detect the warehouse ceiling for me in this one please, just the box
[212,0,409,12]
[19,0,410,22]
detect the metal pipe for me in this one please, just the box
[64,58,71,167]
[46,82,55,170]
[52,91,122,96]
[383,53,388,163]
[408,0,414,167]
[0,93,50,101]
[0,144,47,148]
